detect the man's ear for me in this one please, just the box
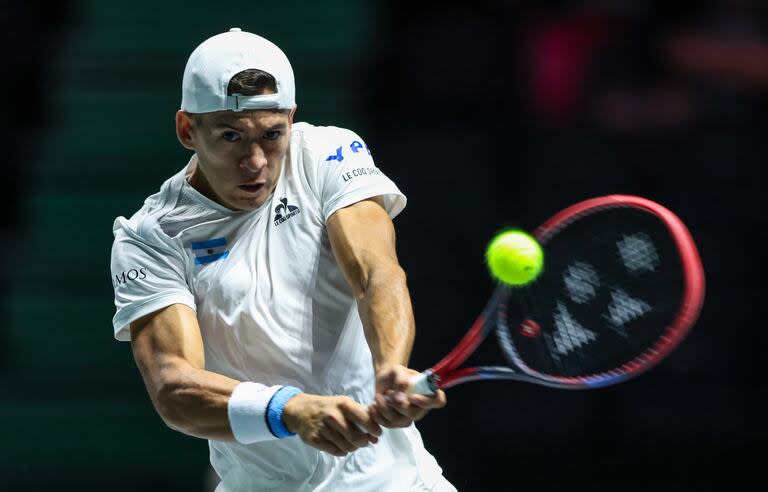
[288,105,297,128]
[175,110,197,150]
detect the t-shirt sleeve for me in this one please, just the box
[110,218,196,342]
[310,127,407,222]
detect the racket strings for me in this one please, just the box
[502,208,685,379]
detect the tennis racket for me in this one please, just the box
[410,195,705,393]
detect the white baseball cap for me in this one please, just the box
[180,27,295,113]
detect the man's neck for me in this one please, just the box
[187,158,228,207]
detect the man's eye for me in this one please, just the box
[264,130,282,141]
[222,131,240,142]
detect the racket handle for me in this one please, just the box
[409,370,437,395]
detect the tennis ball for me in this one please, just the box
[485,230,544,286]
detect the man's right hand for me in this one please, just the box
[282,394,382,457]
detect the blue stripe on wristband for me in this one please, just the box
[266,386,303,438]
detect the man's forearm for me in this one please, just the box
[357,264,448,429]
[357,264,415,372]
[151,365,241,441]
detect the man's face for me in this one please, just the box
[178,107,295,211]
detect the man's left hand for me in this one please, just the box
[368,364,447,428]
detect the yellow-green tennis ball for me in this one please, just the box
[485,230,544,286]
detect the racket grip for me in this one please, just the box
[409,370,437,395]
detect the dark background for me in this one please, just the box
[1,0,763,490]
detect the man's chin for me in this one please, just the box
[229,194,267,211]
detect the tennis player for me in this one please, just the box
[110,28,455,491]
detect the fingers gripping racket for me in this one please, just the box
[410,195,705,393]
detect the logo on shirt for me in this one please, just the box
[325,140,372,163]
[191,237,230,265]
[274,197,301,226]
[112,268,148,288]
[341,167,382,182]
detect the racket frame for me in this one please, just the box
[411,195,705,394]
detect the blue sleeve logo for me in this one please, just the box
[325,140,372,163]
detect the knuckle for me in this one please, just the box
[352,435,368,447]
[339,396,357,409]
[341,441,355,452]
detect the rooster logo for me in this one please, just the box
[273,197,301,226]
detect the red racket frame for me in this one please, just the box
[425,195,705,390]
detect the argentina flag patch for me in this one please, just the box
[191,237,229,265]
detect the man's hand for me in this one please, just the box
[282,394,382,457]
[368,364,447,428]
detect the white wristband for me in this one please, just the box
[227,382,282,444]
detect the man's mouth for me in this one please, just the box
[238,183,265,193]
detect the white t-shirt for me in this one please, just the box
[110,122,451,492]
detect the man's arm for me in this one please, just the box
[327,197,446,428]
[130,303,381,455]
[130,304,239,440]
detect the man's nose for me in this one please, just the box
[241,143,267,172]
